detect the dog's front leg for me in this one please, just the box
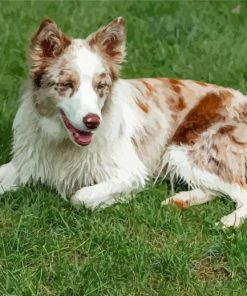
[71,180,140,210]
[0,162,19,194]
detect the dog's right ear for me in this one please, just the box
[29,18,71,86]
[30,18,70,58]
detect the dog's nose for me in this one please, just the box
[83,113,101,130]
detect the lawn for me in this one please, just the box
[1,0,247,295]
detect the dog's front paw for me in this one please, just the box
[0,162,18,195]
[71,187,106,210]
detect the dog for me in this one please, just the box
[1,17,247,228]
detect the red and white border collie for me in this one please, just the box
[1,17,247,228]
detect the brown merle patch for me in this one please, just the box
[234,103,247,124]
[195,81,208,87]
[56,72,80,97]
[92,72,112,98]
[218,123,247,146]
[172,91,232,145]
[156,78,186,113]
[168,95,186,113]
[188,120,247,186]
[169,78,183,93]
[140,80,155,97]
[137,102,149,113]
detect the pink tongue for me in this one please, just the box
[74,132,92,145]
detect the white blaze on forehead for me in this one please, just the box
[68,39,105,77]
[58,39,106,131]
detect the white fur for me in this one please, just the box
[7,79,147,203]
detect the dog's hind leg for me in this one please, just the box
[0,162,19,194]
[162,189,215,209]
[164,184,247,228]
[220,207,247,228]
[218,187,247,228]
[161,145,247,228]
[162,123,247,228]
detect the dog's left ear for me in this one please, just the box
[87,17,126,76]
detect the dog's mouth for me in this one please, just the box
[60,111,93,146]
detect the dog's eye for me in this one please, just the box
[97,83,106,90]
[58,81,73,89]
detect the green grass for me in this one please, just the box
[1,0,247,295]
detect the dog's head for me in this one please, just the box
[29,17,126,146]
